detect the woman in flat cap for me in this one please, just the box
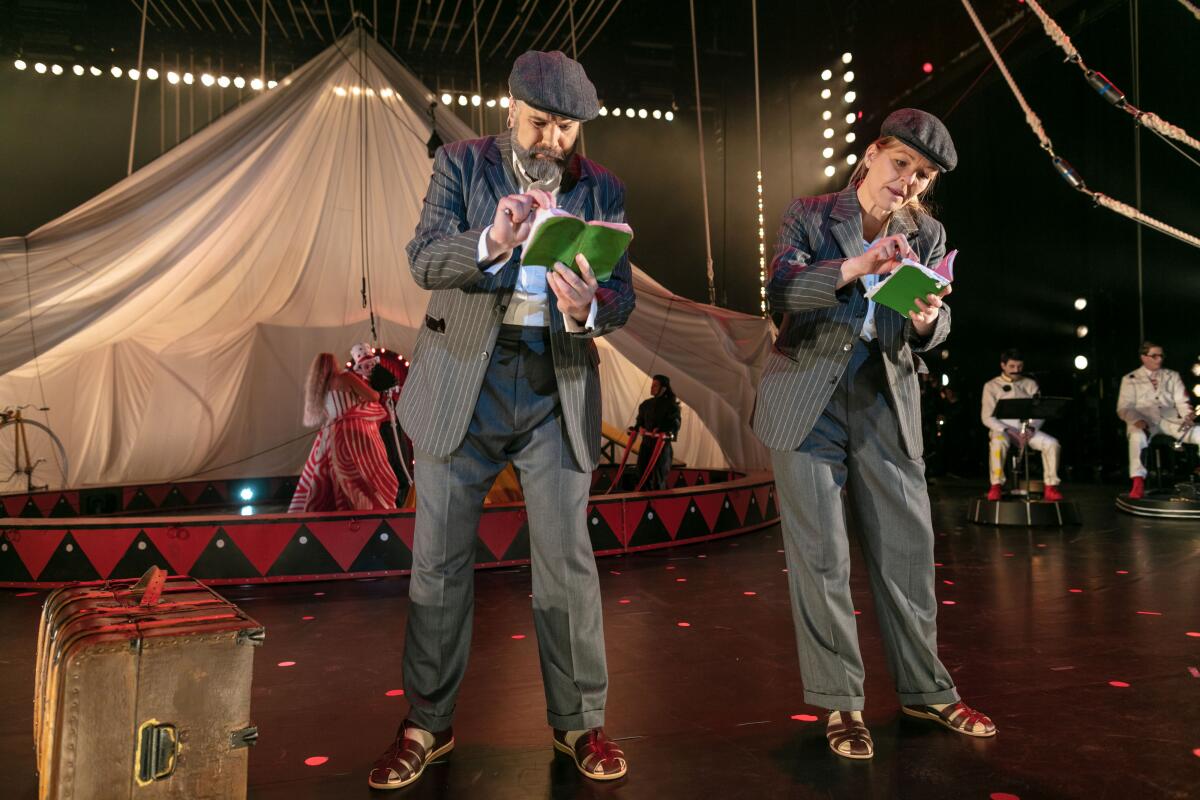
[753,108,996,760]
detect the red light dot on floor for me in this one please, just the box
[990,794,1020,800]
[1187,632,1200,638]
[676,578,687,583]
[304,756,329,767]
[743,591,757,596]
[943,580,955,585]
[1116,570,1129,574]
[278,661,296,667]
[853,610,862,615]
[1137,610,1162,616]
[386,689,404,697]
[1109,680,1130,688]
[1193,747,1200,758]
[301,615,315,621]
[922,62,934,74]
[942,600,956,606]
[677,621,691,628]
[15,591,37,597]
[933,562,944,567]
[697,554,707,559]
[791,714,819,722]
[609,570,621,575]
[1003,553,1014,557]
[1036,543,1047,548]
[1069,589,1083,593]
[313,592,325,596]
[666,565,676,571]
[511,634,526,640]
[619,598,632,604]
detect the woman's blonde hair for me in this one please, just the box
[847,135,938,218]
[302,352,337,427]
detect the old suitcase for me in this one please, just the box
[34,567,264,800]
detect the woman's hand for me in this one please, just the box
[909,284,951,337]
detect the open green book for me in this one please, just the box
[864,250,957,315]
[520,208,633,282]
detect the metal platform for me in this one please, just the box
[968,495,1082,526]
[1115,485,1200,519]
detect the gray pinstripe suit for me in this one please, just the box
[753,185,960,711]
[398,134,634,733]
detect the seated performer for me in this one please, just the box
[288,352,398,512]
[630,374,682,490]
[981,349,1063,501]
[350,342,411,503]
[1117,341,1200,498]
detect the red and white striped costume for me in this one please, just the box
[289,389,399,512]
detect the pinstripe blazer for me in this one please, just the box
[752,185,950,458]
[399,134,635,471]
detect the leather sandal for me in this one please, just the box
[826,711,873,760]
[902,701,997,737]
[367,721,455,790]
[552,728,628,780]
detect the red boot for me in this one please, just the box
[1129,476,1145,499]
[1043,485,1063,502]
[986,484,1003,501]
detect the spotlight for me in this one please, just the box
[598,106,608,116]
[653,109,662,119]
[457,94,467,105]
[922,62,934,74]
[217,75,230,88]
[145,67,158,80]
[664,111,674,121]
[440,92,451,104]
[844,71,855,82]
[334,86,347,96]
[471,94,480,106]
[824,165,836,177]
[267,80,277,89]
[239,487,255,501]
[251,78,264,91]
[486,98,496,107]
[823,128,834,138]
[843,90,856,103]
[14,59,27,70]
[1074,355,1089,370]
[845,132,856,143]
[35,62,47,74]
[128,68,139,80]
[499,96,510,108]
[638,108,647,118]
[240,505,254,516]
[842,52,853,64]
[845,112,856,124]
[167,71,180,84]
[1076,325,1088,338]
[822,110,831,120]
[821,69,832,81]
[72,64,84,76]
[820,88,831,100]
[822,146,834,158]
[1073,297,1087,310]
[52,64,64,75]
[182,73,193,84]
[846,153,858,165]
[89,66,102,76]
[233,76,245,89]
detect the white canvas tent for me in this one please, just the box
[0,32,772,493]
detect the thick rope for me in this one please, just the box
[126,0,150,175]
[960,0,1200,250]
[1175,0,1200,21]
[688,0,716,305]
[1024,0,1200,153]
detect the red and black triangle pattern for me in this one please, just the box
[0,473,778,587]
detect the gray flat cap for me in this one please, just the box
[881,108,957,172]
[508,50,599,122]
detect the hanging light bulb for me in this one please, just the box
[440,92,451,104]
[486,98,496,107]
[499,96,510,108]
[200,73,215,86]
[598,106,608,116]
[145,67,158,80]
[638,108,647,118]
[843,90,856,103]
[823,128,834,139]
[51,64,64,75]
[821,69,832,81]
[127,68,139,80]
[334,86,347,97]
[72,64,84,76]
[822,146,834,158]
[665,110,674,121]
[842,52,853,64]
[845,132,856,143]
[217,75,230,88]
[267,80,277,89]
[844,71,854,82]
[14,59,27,70]
[182,72,193,84]
[167,71,180,84]
[820,88,831,100]
[34,62,47,73]
[233,76,245,89]
[824,165,836,177]
[250,78,264,91]
[652,109,662,119]
[846,153,858,165]
[845,112,856,124]
[822,110,831,120]
[89,66,102,76]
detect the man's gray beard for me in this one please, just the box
[511,131,569,185]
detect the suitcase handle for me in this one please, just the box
[134,720,178,785]
[131,566,168,606]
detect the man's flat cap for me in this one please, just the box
[881,108,957,172]
[508,50,599,122]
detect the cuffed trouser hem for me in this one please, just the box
[405,706,455,734]
[548,708,606,730]
[898,687,960,706]
[803,690,865,712]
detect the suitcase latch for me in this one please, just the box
[231,726,259,749]
[237,627,266,647]
[134,720,178,786]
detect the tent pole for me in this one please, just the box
[569,0,584,156]
[127,0,150,175]
[688,0,716,305]
[260,0,268,84]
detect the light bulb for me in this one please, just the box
[14,59,27,70]
[822,147,834,158]
[824,165,836,177]
[201,73,215,86]
[823,128,834,139]
[233,76,245,89]
[167,71,180,84]
[821,69,832,81]
[665,111,674,121]
[146,67,158,80]
[35,62,48,74]
[250,78,264,91]
[217,75,230,88]
[182,72,193,84]
[847,153,858,165]
[471,94,481,106]
[51,64,64,75]
[440,92,451,104]
[72,64,84,76]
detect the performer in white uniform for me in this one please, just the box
[1117,341,1199,498]
[981,349,1063,502]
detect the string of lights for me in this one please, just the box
[820,52,859,181]
[432,91,675,121]
[12,58,278,89]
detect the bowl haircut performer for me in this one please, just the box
[753,109,996,760]
[366,50,634,790]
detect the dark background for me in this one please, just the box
[2,0,1198,480]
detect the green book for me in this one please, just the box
[863,251,956,315]
[520,209,633,282]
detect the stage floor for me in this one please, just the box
[2,480,1197,799]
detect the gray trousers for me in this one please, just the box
[402,325,608,732]
[770,339,959,711]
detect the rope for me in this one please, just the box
[127,0,150,175]
[1175,0,1200,21]
[687,0,716,305]
[959,0,1200,250]
[1024,0,1200,154]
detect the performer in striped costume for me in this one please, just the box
[288,352,398,512]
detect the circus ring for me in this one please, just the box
[0,467,777,588]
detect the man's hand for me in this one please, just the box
[486,189,555,259]
[547,253,598,325]
[1133,419,1150,432]
[840,234,918,284]
[909,284,951,337]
